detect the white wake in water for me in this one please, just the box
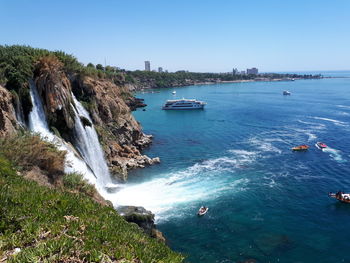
[322,147,346,163]
[114,151,252,221]
[311,116,348,127]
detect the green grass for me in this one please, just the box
[62,172,96,198]
[0,156,184,263]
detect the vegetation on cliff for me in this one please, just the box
[0,156,183,262]
[0,132,65,177]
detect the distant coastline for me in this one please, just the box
[126,71,322,91]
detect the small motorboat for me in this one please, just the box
[283,90,291,95]
[292,145,309,151]
[316,142,327,149]
[172,91,176,95]
[329,191,350,203]
[197,206,208,216]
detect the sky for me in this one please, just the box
[1,0,350,72]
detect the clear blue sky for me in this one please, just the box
[1,0,349,72]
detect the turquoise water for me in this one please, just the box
[116,76,350,262]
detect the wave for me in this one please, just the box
[336,105,350,110]
[337,111,350,116]
[297,120,326,130]
[311,116,348,127]
[248,137,282,154]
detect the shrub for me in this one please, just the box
[62,172,96,197]
[0,132,66,176]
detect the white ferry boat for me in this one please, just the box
[162,98,206,110]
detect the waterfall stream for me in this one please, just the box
[28,81,113,198]
[71,95,113,187]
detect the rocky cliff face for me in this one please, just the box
[33,56,75,141]
[71,76,159,180]
[0,85,18,136]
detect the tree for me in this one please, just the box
[87,63,95,68]
[96,64,104,71]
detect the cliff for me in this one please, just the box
[71,76,160,180]
[0,85,19,136]
[30,56,159,181]
[34,56,76,140]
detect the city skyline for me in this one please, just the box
[1,0,350,72]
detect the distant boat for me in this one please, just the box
[162,98,206,110]
[172,91,176,95]
[197,206,208,216]
[316,142,327,149]
[283,90,291,95]
[292,145,309,151]
[329,191,350,203]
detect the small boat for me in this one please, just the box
[316,142,327,149]
[197,206,208,216]
[292,145,309,151]
[172,91,176,95]
[283,90,291,95]
[329,192,350,203]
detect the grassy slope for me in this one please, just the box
[0,157,183,263]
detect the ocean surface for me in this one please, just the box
[115,73,350,263]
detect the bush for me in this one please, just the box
[0,132,66,176]
[62,172,96,197]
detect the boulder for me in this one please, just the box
[117,206,165,243]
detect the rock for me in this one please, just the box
[151,157,160,164]
[126,97,147,111]
[0,85,18,136]
[151,229,166,243]
[34,56,75,140]
[79,115,92,127]
[117,206,166,242]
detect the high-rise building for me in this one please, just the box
[158,67,163,73]
[144,61,150,71]
[247,67,258,75]
[232,68,238,75]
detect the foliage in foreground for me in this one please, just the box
[0,156,184,263]
[0,132,65,177]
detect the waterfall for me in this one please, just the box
[71,95,112,187]
[14,99,25,127]
[27,81,110,196]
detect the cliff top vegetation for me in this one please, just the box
[0,152,183,263]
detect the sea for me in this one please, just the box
[115,71,350,263]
